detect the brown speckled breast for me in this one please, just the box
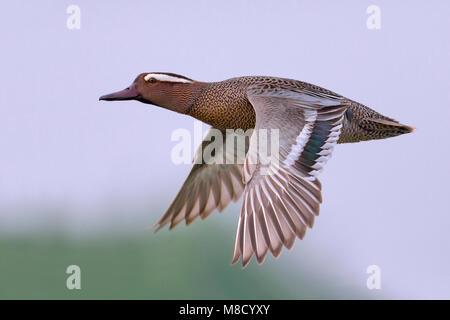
[188,77,257,130]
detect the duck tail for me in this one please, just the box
[358,117,415,140]
[338,101,415,143]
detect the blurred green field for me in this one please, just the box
[0,220,371,299]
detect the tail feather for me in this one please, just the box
[359,118,414,140]
[338,101,415,143]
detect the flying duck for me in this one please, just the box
[100,72,414,267]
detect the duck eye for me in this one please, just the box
[148,77,157,83]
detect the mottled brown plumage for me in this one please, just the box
[168,75,412,143]
[100,72,414,268]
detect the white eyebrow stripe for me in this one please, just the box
[144,73,192,83]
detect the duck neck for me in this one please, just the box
[157,82,208,115]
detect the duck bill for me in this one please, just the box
[99,85,139,101]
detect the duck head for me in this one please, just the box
[99,72,201,114]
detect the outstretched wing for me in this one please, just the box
[154,128,247,231]
[232,85,349,267]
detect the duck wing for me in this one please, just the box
[154,128,248,231]
[232,85,349,267]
